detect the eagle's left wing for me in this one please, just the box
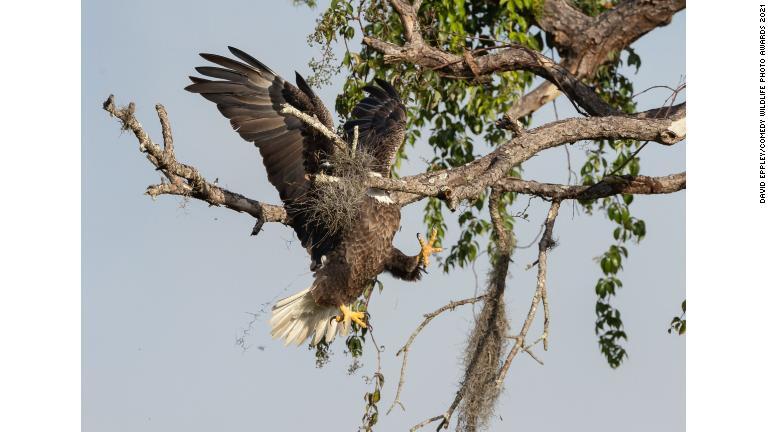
[185,47,339,265]
[342,79,407,176]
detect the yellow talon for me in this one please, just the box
[417,228,443,267]
[335,304,367,329]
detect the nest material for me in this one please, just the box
[298,149,378,238]
[456,254,510,432]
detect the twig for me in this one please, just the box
[631,84,680,100]
[279,103,348,151]
[523,341,545,365]
[351,125,359,155]
[507,335,546,365]
[386,296,487,416]
[518,224,545,250]
[409,414,446,432]
[415,191,515,431]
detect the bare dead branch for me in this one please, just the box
[103,95,288,226]
[496,200,561,388]
[351,125,359,154]
[409,414,446,432]
[279,103,348,151]
[156,103,174,156]
[508,335,546,365]
[386,295,487,416]
[496,172,686,200]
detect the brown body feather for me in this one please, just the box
[311,197,422,306]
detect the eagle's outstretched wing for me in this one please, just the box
[185,47,337,263]
[343,79,407,176]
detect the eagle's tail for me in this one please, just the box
[269,287,343,346]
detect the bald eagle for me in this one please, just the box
[186,47,441,346]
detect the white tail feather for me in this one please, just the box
[270,287,345,346]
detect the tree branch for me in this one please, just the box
[386,295,487,416]
[365,104,685,207]
[496,172,686,200]
[279,103,348,151]
[363,36,616,117]
[510,0,686,118]
[413,190,516,431]
[103,95,288,228]
[496,200,561,388]
[366,0,684,119]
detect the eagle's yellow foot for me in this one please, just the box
[335,304,367,329]
[417,228,443,267]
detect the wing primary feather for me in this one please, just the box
[195,66,246,82]
[228,46,277,75]
[361,85,388,100]
[294,71,316,99]
[374,78,401,100]
[199,53,255,75]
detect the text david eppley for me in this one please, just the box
[759,5,767,203]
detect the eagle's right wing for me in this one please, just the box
[186,47,338,263]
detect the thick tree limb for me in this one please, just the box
[510,0,686,118]
[104,94,685,231]
[103,95,288,227]
[366,0,684,119]
[363,36,616,117]
[534,0,592,52]
[496,172,686,200]
[388,0,424,45]
[366,104,686,207]
[538,0,686,77]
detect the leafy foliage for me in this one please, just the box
[361,372,384,431]
[569,0,651,369]
[293,0,318,7]
[668,300,686,335]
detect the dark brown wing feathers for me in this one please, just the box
[185,46,338,263]
[343,79,407,175]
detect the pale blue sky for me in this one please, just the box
[83,2,685,430]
